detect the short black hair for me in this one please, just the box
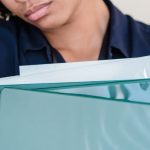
[0,3,12,17]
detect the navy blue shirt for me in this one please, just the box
[0,0,150,77]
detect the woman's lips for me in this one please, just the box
[24,2,52,21]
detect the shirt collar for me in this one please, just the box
[105,0,130,58]
[18,21,50,53]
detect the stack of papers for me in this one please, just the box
[0,56,150,150]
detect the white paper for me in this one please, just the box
[0,56,150,85]
[20,59,121,76]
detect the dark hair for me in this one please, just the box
[0,3,12,20]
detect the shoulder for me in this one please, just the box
[0,17,21,39]
[105,0,150,58]
[0,17,18,44]
[0,17,48,77]
[126,15,150,57]
[0,17,21,77]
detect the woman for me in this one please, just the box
[0,0,150,77]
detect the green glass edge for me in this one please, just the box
[0,78,150,92]
[2,86,150,107]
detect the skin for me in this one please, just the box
[0,0,110,62]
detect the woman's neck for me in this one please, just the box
[43,0,110,62]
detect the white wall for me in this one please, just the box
[111,0,150,24]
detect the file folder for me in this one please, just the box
[1,88,150,150]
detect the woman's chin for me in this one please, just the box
[31,16,65,32]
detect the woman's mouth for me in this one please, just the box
[24,1,53,21]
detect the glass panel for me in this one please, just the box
[0,88,150,150]
[40,79,150,104]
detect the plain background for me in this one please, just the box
[112,0,150,24]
